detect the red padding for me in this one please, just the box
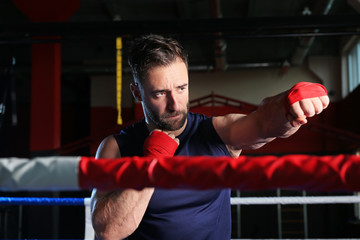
[78,154,360,192]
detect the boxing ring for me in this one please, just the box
[1,154,360,239]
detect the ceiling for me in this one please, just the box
[0,0,360,74]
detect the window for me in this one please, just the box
[342,36,360,97]
[348,41,360,92]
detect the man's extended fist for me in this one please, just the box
[285,82,330,126]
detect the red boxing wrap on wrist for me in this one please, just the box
[285,82,327,111]
[143,131,178,157]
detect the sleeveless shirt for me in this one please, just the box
[114,112,231,240]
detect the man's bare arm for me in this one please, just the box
[214,86,329,151]
[90,136,154,240]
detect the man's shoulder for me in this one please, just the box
[96,135,121,158]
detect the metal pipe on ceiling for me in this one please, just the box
[289,0,335,66]
[211,0,228,71]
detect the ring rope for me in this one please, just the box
[230,195,360,205]
[1,196,360,206]
[0,197,86,206]
[1,196,358,240]
[1,154,360,192]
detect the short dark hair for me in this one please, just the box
[128,34,188,84]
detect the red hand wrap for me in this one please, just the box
[78,154,360,192]
[78,131,178,190]
[285,82,327,115]
[143,131,178,157]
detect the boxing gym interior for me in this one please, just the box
[1,0,360,239]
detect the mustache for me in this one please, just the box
[161,111,185,118]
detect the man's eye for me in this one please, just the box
[178,87,186,92]
[154,92,165,97]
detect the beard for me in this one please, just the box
[144,103,189,131]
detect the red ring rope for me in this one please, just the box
[78,154,360,192]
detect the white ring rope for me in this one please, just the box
[230,195,360,205]
[0,156,80,191]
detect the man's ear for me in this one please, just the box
[130,83,142,101]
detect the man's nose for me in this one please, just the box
[166,92,180,111]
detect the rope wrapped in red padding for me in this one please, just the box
[78,154,360,192]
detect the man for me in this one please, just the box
[90,34,329,240]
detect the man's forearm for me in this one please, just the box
[91,188,154,240]
[255,92,301,139]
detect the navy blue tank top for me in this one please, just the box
[114,112,231,240]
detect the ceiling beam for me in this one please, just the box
[1,15,359,41]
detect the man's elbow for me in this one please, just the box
[92,216,139,240]
[93,224,136,240]
[241,137,276,150]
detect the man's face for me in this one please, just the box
[139,58,189,132]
